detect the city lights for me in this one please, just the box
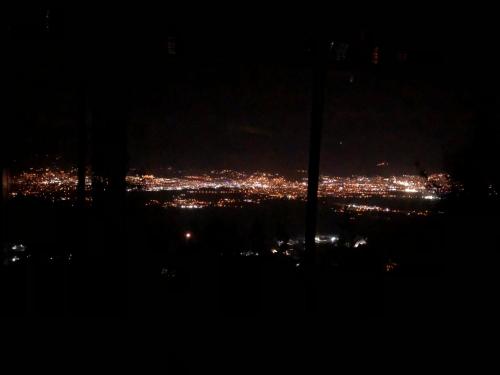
[9,168,454,215]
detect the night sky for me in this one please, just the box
[5,6,496,176]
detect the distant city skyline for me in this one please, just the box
[8,167,453,214]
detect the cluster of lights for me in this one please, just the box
[128,171,452,209]
[9,168,91,202]
[10,168,453,211]
[318,175,447,199]
[254,234,369,260]
[335,203,432,216]
[385,261,399,273]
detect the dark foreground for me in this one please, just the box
[1,198,497,319]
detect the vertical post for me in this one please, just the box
[305,38,328,264]
[77,86,90,208]
[1,168,6,202]
[0,167,5,246]
[0,166,9,245]
[86,48,129,315]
